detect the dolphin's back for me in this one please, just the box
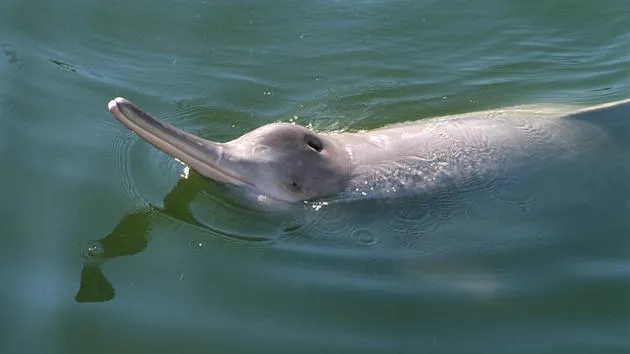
[332,99,628,201]
[567,99,630,144]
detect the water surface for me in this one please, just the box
[1,1,629,353]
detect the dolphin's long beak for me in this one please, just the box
[107,97,251,186]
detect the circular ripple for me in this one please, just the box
[297,201,362,247]
[184,185,303,244]
[128,140,188,206]
[350,227,378,246]
[383,196,457,250]
[488,175,540,211]
[103,120,188,207]
[104,132,144,203]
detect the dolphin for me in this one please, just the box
[107,97,628,205]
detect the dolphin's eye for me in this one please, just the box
[289,181,301,191]
[305,135,323,152]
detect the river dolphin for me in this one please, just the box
[107,97,629,205]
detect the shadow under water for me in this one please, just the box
[75,172,291,303]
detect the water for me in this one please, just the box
[1,0,629,353]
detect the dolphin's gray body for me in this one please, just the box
[108,97,629,205]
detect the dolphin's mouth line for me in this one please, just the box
[107,97,255,188]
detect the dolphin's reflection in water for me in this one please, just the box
[75,173,278,303]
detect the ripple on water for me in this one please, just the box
[350,227,378,246]
[187,191,296,244]
[102,112,192,207]
[488,175,540,212]
[298,201,369,248]
[105,131,144,203]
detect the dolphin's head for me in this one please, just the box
[108,97,352,203]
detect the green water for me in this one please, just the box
[1,0,629,353]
